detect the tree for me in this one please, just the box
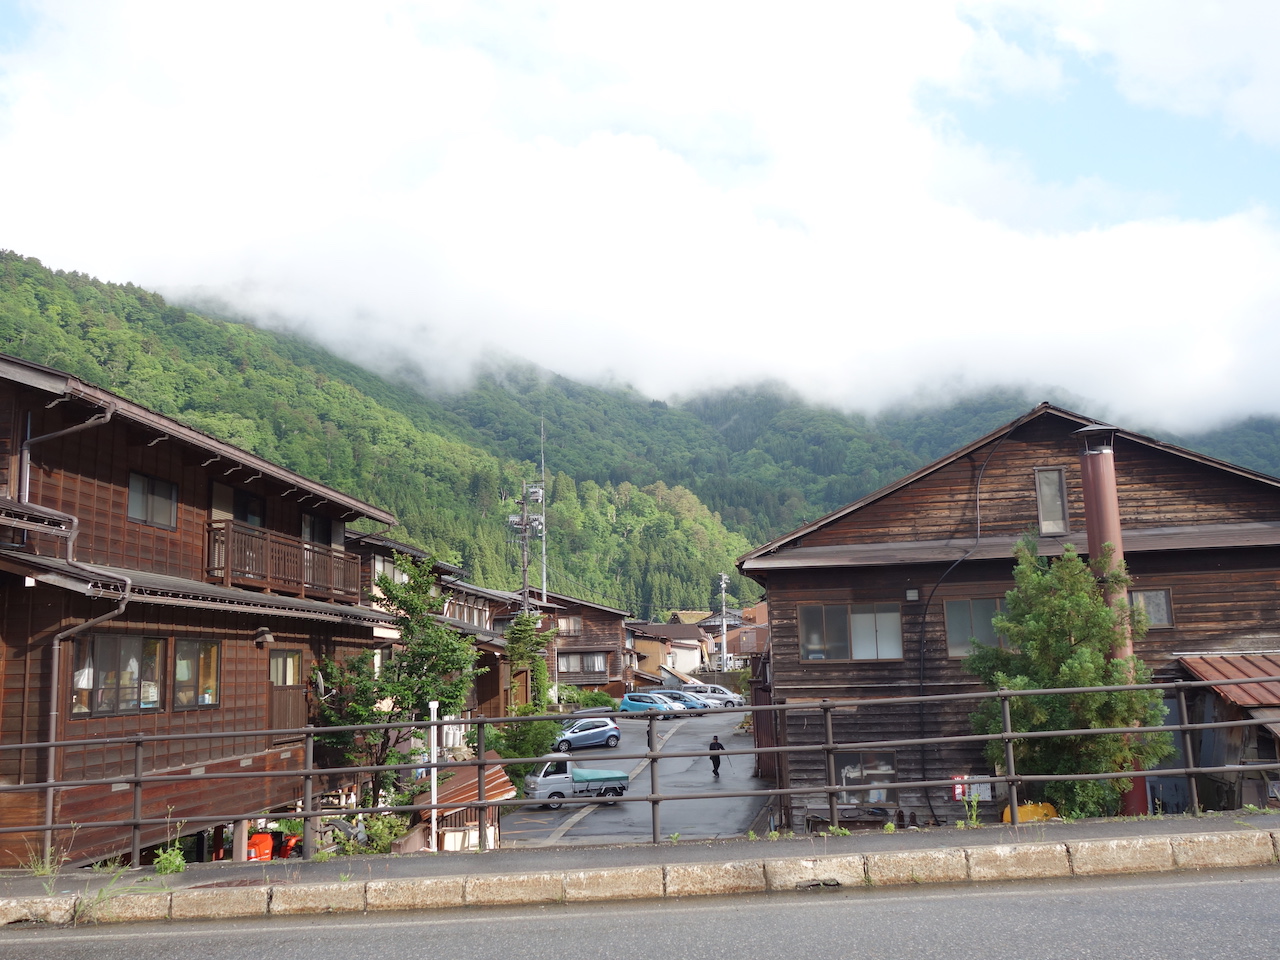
[503,611,557,711]
[967,535,1173,819]
[314,555,483,807]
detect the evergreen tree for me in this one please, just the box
[967,536,1173,818]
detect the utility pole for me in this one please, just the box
[718,572,729,672]
[508,479,550,691]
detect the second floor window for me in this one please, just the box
[128,472,177,529]
[798,603,903,661]
[945,598,1007,657]
[558,616,583,636]
[1130,588,1173,628]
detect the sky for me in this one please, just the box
[2,1,1279,433]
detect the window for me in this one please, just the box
[128,472,177,528]
[558,653,606,673]
[234,488,264,526]
[302,512,332,545]
[798,603,902,661]
[71,636,162,716]
[557,616,583,636]
[270,648,302,686]
[835,751,897,804]
[1035,468,1068,536]
[1130,588,1173,628]
[945,598,1006,657]
[174,639,221,708]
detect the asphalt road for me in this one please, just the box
[499,709,767,846]
[6,867,1279,959]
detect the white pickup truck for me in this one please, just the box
[524,755,629,809]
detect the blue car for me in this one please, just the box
[645,689,713,714]
[619,692,682,716]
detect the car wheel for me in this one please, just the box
[600,787,621,804]
[605,734,620,747]
[556,739,572,753]
[547,792,565,810]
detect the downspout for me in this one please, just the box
[20,402,133,855]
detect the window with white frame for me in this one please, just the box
[798,603,903,661]
[1035,467,1069,536]
[945,598,1007,657]
[128,472,177,529]
[1130,588,1173,628]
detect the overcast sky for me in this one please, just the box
[2,1,1279,432]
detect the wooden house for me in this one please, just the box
[0,353,398,866]
[540,592,633,698]
[738,403,1280,828]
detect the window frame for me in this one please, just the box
[798,602,903,662]
[944,597,1008,657]
[834,750,897,805]
[1130,588,1174,628]
[127,472,178,529]
[269,648,303,686]
[1034,467,1069,536]
[174,639,222,709]
[71,635,164,718]
[557,616,583,636]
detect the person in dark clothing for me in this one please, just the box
[709,735,725,777]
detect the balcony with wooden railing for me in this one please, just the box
[206,519,362,602]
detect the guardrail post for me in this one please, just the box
[648,714,661,844]
[131,739,144,867]
[1000,688,1020,825]
[302,726,315,859]
[1175,682,1201,816]
[476,719,488,852]
[822,702,839,829]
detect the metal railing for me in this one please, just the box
[2,674,1278,865]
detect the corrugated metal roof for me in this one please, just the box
[416,751,516,812]
[1181,654,1280,707]
[742,522,1280,572]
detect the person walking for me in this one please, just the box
[709,735,725,777]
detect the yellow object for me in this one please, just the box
[1001,801,1058,823]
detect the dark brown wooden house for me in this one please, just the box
[738,403,1280,829]
[0,353,398,866]
[541,592,634,698]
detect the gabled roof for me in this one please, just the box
[738,402,1280,573]
[0,353,395,525]
[539,590,631,619]
[631,623,709,643]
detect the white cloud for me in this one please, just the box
[0,1,1279,434]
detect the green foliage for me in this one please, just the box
[152,844,186,875]
[315,555,483,806]
[562,689,617,709]
[335,814,409,856]
[504,612,556,710]
[477,706,560,795]
[967,536,1173,819]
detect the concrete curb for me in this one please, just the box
[7,828,1278,926]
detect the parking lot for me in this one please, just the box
[499,709,767,847]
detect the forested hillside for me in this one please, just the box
[3,250,1276,623]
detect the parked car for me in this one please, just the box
[644,688,713,714]
[555,716,621,752]
[619,692,682,716]
[682,683,746,708]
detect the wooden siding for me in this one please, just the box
[800,417,1280,551]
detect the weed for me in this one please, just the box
[21,829,75,879]
[1242,803,1266,814]
[152,810,187,875]
[882,822,895,834]
[669,833,680,844]
[90,855,126,874]
[312,849,335,863]
[825,826,851,836]
[962,792,981,829]
[767,830,780,841]
[338,871,352,883]
[746,830,758,841]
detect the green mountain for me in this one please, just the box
[4,250,1277,622]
